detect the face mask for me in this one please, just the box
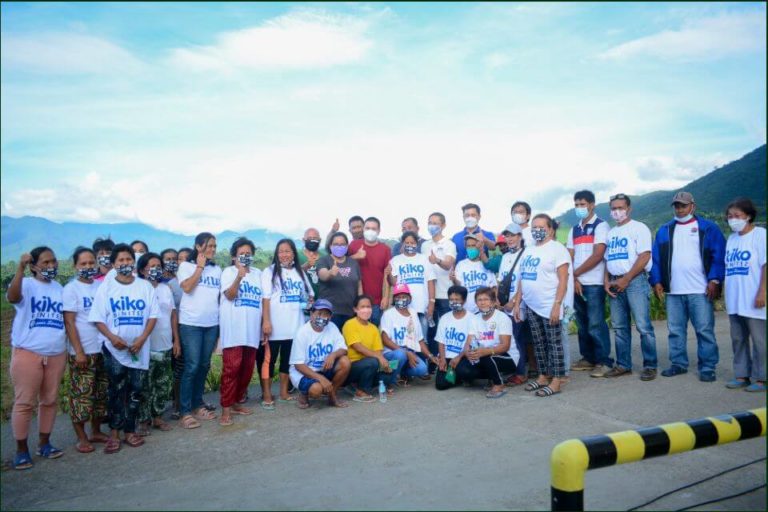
[611,209,628,223]
[464,216,478,229]
[147,266,163,281]
[238,254,253,267]
[135,252,145,261]
[280,260,294,269]
[575,207,589,220]
[404,245,418,255]
[356,306,373,321]
[305,239,321,252]
[512,213,526,225]
[116,264,134,276]
[363,229,378,243]
[449,301,464,312]
[728,218,748,233]
[98,255,112,267]
[675,214,693,223]
[478,306,493,315]
[531,228,547,242]
[77,268,98,279]
[427,224,441,237]
[466,247,480,260]
[499,245,509,254]
[312,316,329,329]
[394,297,411,309]
[331,245,348,258]
[164,261,179,273]
[39,267,58,280]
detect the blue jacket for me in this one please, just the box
[650,216,726,291]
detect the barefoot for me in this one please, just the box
[328,395,348,408]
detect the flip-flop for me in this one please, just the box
[231,406,253,415]
[535,386,561,397]
[124,434,145,447]
[219,415,234,427]
[180,415,201,429]
[103,438,121,454]
[328,398,349,408]
[277,396,296,402]
[194,408,217,421]
[170,411,181,420]
[88,433,109,444]
[76,441,95,454]
[136,424,152,437]
[352,394,375,403]
[260,400,276,411]
[486,389,507,399]
[525,381,545,392]
[152,420,173,432]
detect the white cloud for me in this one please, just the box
[0,33,143,74]
[483,51,512,69]
[600,11,766,61]
[635,154,729,182]
[168,9,374,72]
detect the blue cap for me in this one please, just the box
[311,298,333,313]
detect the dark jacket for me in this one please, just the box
[650,216,726,292]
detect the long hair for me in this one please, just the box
[271,238,309,294]
[187,232,215,264]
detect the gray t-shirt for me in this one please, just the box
[316,255,361,317]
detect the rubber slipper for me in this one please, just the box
[260,401,275,411]
[297,395,311,409]
[124,434,145,448]
[219,415,234,427]
[13,452,33,470]
[76,441,95,454]
[170,411,181,420]
[231,406,253,415]
[88,433,109,444]
[535,385,561,397]
[352,394,375,403]
[525,381,544,392]
[36,443,64,459]
[328,398,349,408]
[104,438,121,454]
[194,408,217,421]
[486,389,507,399]
[152,420,173,432]
[277,396,296,402]
[180,415,201,429]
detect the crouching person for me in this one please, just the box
[289,299,351,409]
[435,286,472,390]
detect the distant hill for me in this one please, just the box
[557,144,767,231]
[0,216,290,263]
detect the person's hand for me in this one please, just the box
[467,348,479,363]
[172,340,181,358]
[74,351,88,369]
[129,336,146,355]
[235,258,247,279]
[19,253,32,270]
[549,303,560,326]
[380,295,390,310]
[262,320,272,342]
[317,375,333,394]
[110,336,128,351]
[653,283,665,302]
[306,250,319,266]
[449,356,461,369]
[613,276,630,293]
[706,281,720,301]
[513,302,522,322]
[476,231,485,246]
[329,261,340,277]
[755,292,766,309]
[449,267,457,283]
[322,354,336,371]
[438,356,447,372]
[427,302,435,320]
[428,252,438,265]
[196,250,208,269]
[605,280,617,299]
[378,355,392,373]
[406,351,419,368]
[574,280,583,298]
[354,247,367,260]
[332,218,340,233]
[384,264,393,278]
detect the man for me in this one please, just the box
[452,203,496,262]
[566,190,613,377]
[481,234,509,273]
[92,237,115,282]
[329,215,365,243]
[348,217,391,325]
[289,299,351,409]
[392,217,428,255]
[600,193,658,381]
[511,201,534,247]
[650,191,726,382]
[450,234,496,314]
[298,227,323,299]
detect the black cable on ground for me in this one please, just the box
[627,457,766,511]
[675,483,766,511]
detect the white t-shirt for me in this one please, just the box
[670,220,708,295]
[725,227,767,320]
[468,309,518,363]
[454,259,496,314]
[605,220,653,276]
[435,311,472,359]
[88,276,160,370]
[149,282,175,352]
[165,277,183,308]
[288,321,347,388]
[262,265,314,341]
[421,237,457,300]
[521,226,534,248]
[177,262,222,327]
[219,266,263,349]
[519,240,574,320]
[62,279,102,355]
[566,216,609,286]
[498,249,526,299]
[390,253,436,314]
[379,307,423,353]
[9,277,66,356]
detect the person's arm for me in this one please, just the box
[418,339,436,361]
[64,311,87,368]
[549,263,569,326]
[380,331,400,351]
[95,322,128,350]
[437,253,455,271]
[381,272,391,310]
[7,254,31,304]
[223,265,246,301]
[756,264,767,309]
[575,244,606,277]
[349,342,389,369]
[129,318,157,354]
[171,308,181,358]
[261,298,272,342]
[358,280,363,296]
[438,343,447,371]
[180,254,208,293]
[322,347,347,371]
[427,280,436,318]
[318,258,339,281]
[614,252,650,293]
[475,334,511,358]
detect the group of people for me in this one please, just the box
[7,192,766,470]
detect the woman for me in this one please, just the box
[723,198,766,392]
[219,238,262,426]
[317,232,362,330]
[160,248,184,419]
[63,247,108,454]
[379,284,437,389]
[7,247,67,469]
[341,295,396,402]
[513,214,573,397]
[177,233,222,429]
[387,231,436,339]
[89,244,159,453]
[455,287,517,398]
[177,247,192,264]
[259,239,314,406]
[435,286,472,390]
[136,253,179,435]
[450,234,496,313]
[131,240,149,262]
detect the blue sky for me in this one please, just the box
[1,2,765,237]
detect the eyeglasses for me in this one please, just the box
[610,193,629,201]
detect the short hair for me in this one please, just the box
[402,217,419,227]
[364,216,381,228]
[573,190,595,204]
[110,243,135,264]
[137,252,162,277]
[160,248,178,260]
[72,246,95,265]
[474,286,496,302]
[29,246,54,276]
[400,230,419,243]
[348,215,364,226]
[510,201,531,216]
[532,213,559,231]
[429,212,446,225]
[609,193,631,207]
[230,237,256,258]
[92,237,115,254]
[353,294,373,308]
[461,203,481,215]
[130,240,149,253]
[447,285,468,301]
[726,197,757,223]
[326,231,349,253]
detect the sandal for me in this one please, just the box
[535,385,561,397]
[124,433,145,447]
[525,381,545,392]
[219,415,234,427]
[76,441,95,454]
[152,419,173,432]
[36,443,64,459]
[88,433,109,444]
[194,408,217,421]
[277,396,296,402]
[231,406,253,415]
[13,452,33,470]
[352,393,375,403]
[180,415,201,429]
[260,400,275,411]
[104,438,121,454]
[136,423,152,437]
[506,374,527,387]
[486,389,507,399]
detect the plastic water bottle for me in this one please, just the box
[469,340,480,365]
[378,380,387,403]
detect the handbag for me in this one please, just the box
[497,248,524,306]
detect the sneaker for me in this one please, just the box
[699,371,716,382]
[571,358,595,371]
[640,368,657,381]
[603,366,632,378]
[661,365,687,377]
[589,364,607,378]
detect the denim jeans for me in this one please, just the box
[574,285,613,366]
[427,299,451,372]
[384,349,428,379]
[729,315,766,381]
[609,274,658,370]
[179,324,219,415]
[666,294,719,372]
[346,357,397,394]
[512,318,532,376]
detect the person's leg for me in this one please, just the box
[402,352,429,379]
[685,294,718,374]
[561,320,571,377]
[664,294,689,371]
[435,369,452,390]
[746,318,766,383]
[609,290,632,371]
[585,285,613,367]
[68,354,94,449]
[138,357,158,431]
[179,324,202,417]
[10,348,43,457]
[220,346,241,412]
[347,357,379,395]
[276,340,293,399]
[171,346,184,416]
[124,368,146,436]
[193,325,219,412]
[545,319,565,385]
[327,357,351,406]
[454,358,479,385]
[429,300,450,373]
[512,320,528,377]
[527,307,550,384]
[383,349,407,380]
[573,291,595,364]
[37,352,67,450]
[729,315,751,380]
[625,276,658,370]
[102,346,128,440]
[258,341,275,403]
[149,351,174,428]
[91,354,109,441]
[236,346,257,406]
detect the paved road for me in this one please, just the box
[1,311,765,511]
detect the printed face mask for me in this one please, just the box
[238,254,253,267]
[478,305,493,315]
[312,316,329,329]
[163,261,179,273]
[464,216,478,229]
[394,297,411,309]
[363,229,379,243]
[98,255,112,267]
[331,245,348,258]
[280,260,294,269]
[466,247,480,260]
[575,207,589,220]
[116,264,134,276]
[512,213,526,225]
[449,301,464,312]
[39,267,58,280]
[404,245,418,255]
[610,209,628,223]
[77,268,99,279]
[148,266,163,281]
[531,228,547,242]
[427,224,441,237]
[675,214,693,223]
[728,218,748,233]
[305,239,321,252]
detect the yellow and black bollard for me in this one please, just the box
[551,408,766,511]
